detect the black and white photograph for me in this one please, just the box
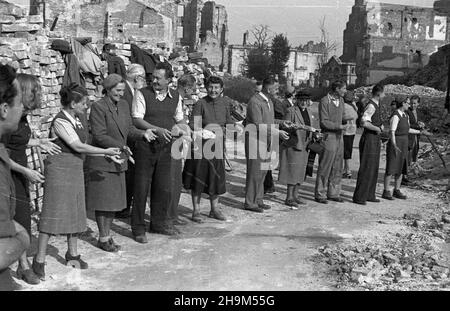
[1,0,450,296]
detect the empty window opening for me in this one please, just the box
[387,22,393,31]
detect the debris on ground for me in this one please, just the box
[315,231,450,290]
[408,137,450,202]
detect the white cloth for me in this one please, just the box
[328,94,340,107]
[52,110,83,145]
[287,98,294,107]
[259,92,271,111]
[343,103,358,136]
[132,88,184,122]
[361,99,379,123]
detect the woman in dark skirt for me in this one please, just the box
[382,97,430,200]
[183,76,237,223]
[1,74,61,285]
[32,84,121,280]
[87,74,155,252]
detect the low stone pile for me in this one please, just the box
[316,232,450,290]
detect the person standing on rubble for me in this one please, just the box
[353,84,385,205]
[382,97,431,201]
[403,95,424,185]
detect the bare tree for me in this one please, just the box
[251,24,272,49]
[318,16,339,69]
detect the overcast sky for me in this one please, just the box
[216,0,436,54]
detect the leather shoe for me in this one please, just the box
[393,189,407,200]
[245,206,264,213]
[294,197,307,205]
[382,190,394,200]
[134,235,148,244]
[150,227,179,236]
[173,218,188,226]
[285,199,299,208]
[258,203,271,210]
[16,266,40,285]
[328,197,344,203]
[209,210,227,221]
[315,198,328,204]
[353,200,367,205]
[367,198,381,203]
[264,187,275,194]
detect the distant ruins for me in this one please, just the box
[341,0,450,86]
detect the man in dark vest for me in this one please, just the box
[131,62,186,242]
[353,84,385,205]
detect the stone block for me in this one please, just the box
[28,15,43,24]
[13,50,28,60]
[10,43,27,51]
[0,14,16,24]
[0,47,12,57]
[0,2,25,18]
[39,56,51,65]
[0,37,27,45]
[0,23,41,33]
[20,59,32,68]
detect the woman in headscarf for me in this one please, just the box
[87,74,156,252]
[279,91,315,209]
[32,83,121,280]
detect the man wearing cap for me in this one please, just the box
[131,62,187,240]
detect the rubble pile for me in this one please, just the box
[404,208,450,241]
[409,137,450,202]
[316,232,450,290]
[354,84,449,133]
[1,2,67,211]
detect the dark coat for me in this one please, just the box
[88,96,143,173]
[406,109,420,149]
[122,82,134,114]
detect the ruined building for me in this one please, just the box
[5,0,229,70]
[341,0,450,86]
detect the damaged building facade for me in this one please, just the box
[5,0,229,70]
[342,0,450,86]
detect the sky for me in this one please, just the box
[216,0,437,55]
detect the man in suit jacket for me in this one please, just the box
[115,64,147,219]
[315,81,348,204]
[244,78,290,213]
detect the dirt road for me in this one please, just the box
[12,127,448,291]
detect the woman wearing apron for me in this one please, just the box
[32,83,121,280]
[382,97,430,200]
